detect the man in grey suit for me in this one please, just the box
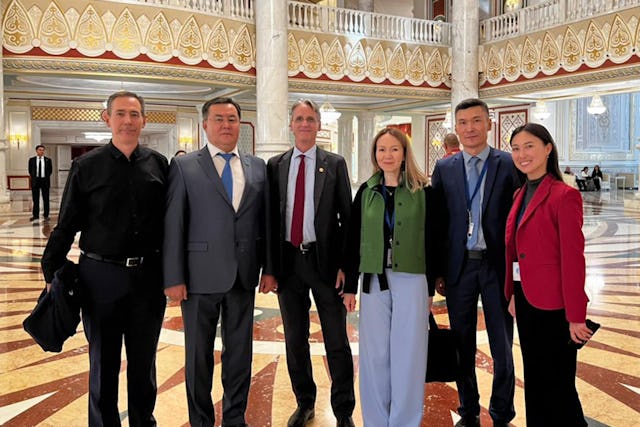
[163,97,276,427]
[267,100,355,427]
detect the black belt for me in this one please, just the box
[466,249,487,260]
[82,251,145,267]
[289,242,316,255]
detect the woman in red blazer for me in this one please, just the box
[505,123,593,427]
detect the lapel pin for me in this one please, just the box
[319,167,325,173]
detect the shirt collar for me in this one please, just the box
[293,145,316,161]
[208,143,240,158]
[462,145,490,164]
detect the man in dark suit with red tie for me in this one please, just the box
[267,99,355,427]
[28,144,53,221]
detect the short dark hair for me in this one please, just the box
[202,97,242,120]
[455,98,490,117]
[35,144,45,151]
[509,123,563,181]
[106,91,146,116]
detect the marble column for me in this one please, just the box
[356,112,376,184]
[337,112,354,180]
[254,0,290,162]
[0,46,10,207]
[450,0,479,110]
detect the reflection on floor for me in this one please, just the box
[1,189,639,426]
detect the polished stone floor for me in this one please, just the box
[1,188,639,426]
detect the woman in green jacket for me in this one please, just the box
[343,127,438,426]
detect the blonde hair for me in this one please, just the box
[370,127,428,192]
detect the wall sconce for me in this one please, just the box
[9,133,27,149]
[320,101,341,125]
[587,95,607,115]
[532,101,551,121]
[179,135,193,150]
[442,110,452,130]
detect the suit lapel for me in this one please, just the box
[196,147,231,206]
[314,148,327,212]
[236,153,252,213]
[518,175,553,228]
[279,150,293,217]
[452,154,466,206]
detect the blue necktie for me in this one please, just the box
[218,153,234,201]
[467,156,481,249]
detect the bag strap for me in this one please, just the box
[429,312,439,330]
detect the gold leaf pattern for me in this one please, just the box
[230,25,253,70]
[145,13,173,61]
[407,47,426,85]
[486,47,503,82]
[521,38,539,76]
[75,5,106,56]
[111,9,142,59]
[387,45,406,83]
[346,41,366,81]
[608,15,632,62]
[206,20,230,67]
[540,32,560,74]
[176,16,203,64]
[287,33,300,74]
[301,37,323,78]
[425,49,443,86]
[2,0,34,53]
[584,21,606,65]
[325,38,345,79]
[39,2,70,54]
[503,42,519,81]
[368,43,387,83]
[561,26,582,70]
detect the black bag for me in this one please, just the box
[425,312,460,383]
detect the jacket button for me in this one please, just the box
[397,221,401,226]
[519,253,525,259]
[395,240,400,245]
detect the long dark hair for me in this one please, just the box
[509,123,563,181]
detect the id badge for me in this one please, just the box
[513,262,521,281]
[386,247,393,268]
[467,209,474,237]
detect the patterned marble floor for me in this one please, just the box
[1,188,639,426]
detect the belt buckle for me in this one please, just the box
[125,257,142,267]
[299,243,309,254]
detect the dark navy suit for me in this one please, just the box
[431,147,521,423]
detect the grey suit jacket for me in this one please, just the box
[163,147,272,294]
[267,147,352,284]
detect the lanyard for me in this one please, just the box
[464,159,489,211]
[381,185,395,231]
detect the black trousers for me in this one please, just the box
[514,282,587,427]
[277,246,355,418]
[79,255,166,427]
[31,177,50,218]
[181,281,255,427]
[445,258,515,423]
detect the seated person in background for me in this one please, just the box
[575,167,587,191]
[564,166,574,175]
[580,167,595,191]
[591,165,603,191]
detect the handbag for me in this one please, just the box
[425,312,460,383]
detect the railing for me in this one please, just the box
[128,0,254,20]
[480,0,638,42]
[287,2,451,45]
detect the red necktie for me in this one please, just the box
[291,155,305,247]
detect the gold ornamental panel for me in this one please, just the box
[31,107,175,124]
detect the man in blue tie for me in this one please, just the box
[431,98,522,427]
[163,97,277,427]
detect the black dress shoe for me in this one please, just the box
[287,406,314,427]
[336,416,355,427]
[455,415,480,427]
[29,217,38,221]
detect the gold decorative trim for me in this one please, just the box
[31,106,176,123]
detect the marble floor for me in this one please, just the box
[1,188,639,427]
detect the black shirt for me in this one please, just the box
[41,142,168,282]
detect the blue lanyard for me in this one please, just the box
[381,185,395,231]
[464,160,489,210]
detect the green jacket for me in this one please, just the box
[359,172,426,274]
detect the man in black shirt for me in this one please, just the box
[41,91,168,426]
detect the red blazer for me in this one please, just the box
[504,174,588,322]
